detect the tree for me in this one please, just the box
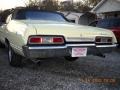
[89,0,102,6]
[26,0,42,8]
[25,0,101,12]
[83,0,102,7]
[74,2,91,12]
[26,0,59,11]
[60,2,75,11]
[42,0,58,11]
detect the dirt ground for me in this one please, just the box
[0,48,120,90]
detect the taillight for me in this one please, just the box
[28,36,64,45]
[52,37,64,44]
[29,37,42,44]
[95,37,112,43]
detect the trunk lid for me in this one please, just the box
[20,20,116,42]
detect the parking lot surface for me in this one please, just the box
[0,48,120,90]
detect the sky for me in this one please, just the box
[0,0,81,10]
[0,0,27,10]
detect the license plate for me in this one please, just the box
[101,38,107,42]
[72,48,87,57]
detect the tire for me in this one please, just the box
[8,44,22,67]
[0,41,5,48]
[117,43,120,48]
[64,56,79,62]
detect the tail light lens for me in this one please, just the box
[52,37,64,44]
[95,37,112,44]
[29,37,42,44]
[28,36,64,45]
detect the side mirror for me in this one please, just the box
[6,14,12,24]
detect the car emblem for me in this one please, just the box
[80,34,82,37]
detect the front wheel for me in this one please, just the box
[8,44,22,67]
[64,56,79,62]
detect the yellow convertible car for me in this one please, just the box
[0,8,117,67]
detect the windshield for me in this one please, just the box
[96,18,120,29]
[15,10,67,22]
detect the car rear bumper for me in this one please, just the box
[22,44,117,58]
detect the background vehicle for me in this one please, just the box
[89,18,120,44]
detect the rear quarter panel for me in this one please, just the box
[6,20,36,56]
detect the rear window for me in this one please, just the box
[96,18,120,29]
[15,10,67,22]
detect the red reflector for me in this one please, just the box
[29,37,42,44]
[53,37,64,43]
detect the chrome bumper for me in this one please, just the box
[22,44,117,58]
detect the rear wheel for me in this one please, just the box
[64,56,79,61]
[118,43,120,47]
[0,41,5,48]
[8,44,23,67]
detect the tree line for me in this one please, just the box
[0,0,101,12]
[26,0,102,12]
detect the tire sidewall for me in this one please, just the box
[8,44,22,67]
[8,45,13,63]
